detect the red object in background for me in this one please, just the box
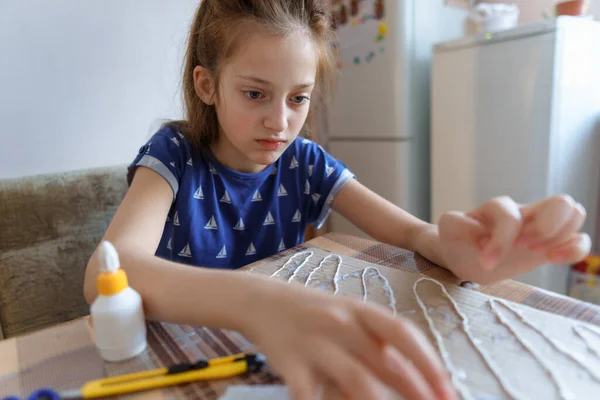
[555,0,590,16]
[350,0,359,17]
[339,5,348,25]
[375,0,385,20]
[571,255,600,274]
[572,259,588,273]
[569,255,600,305]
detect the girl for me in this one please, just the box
[84,1,590,399]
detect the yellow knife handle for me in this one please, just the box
[80,353,266,399]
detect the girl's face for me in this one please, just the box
[200,31,318,173]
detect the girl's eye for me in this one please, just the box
[244,91,263,100]
[291,96,310,105]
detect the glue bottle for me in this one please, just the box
[90,240,147,362]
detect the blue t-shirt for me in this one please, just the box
[128,124,354,270]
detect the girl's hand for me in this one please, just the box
[242,280,457,400]
[438,195,591,284]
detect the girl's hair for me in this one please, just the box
[168,0,338,150]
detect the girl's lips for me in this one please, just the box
[257,140,285,151]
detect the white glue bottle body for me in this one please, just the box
[90,241,147,362]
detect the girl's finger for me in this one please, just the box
[439,211,487,246]
[313,341,390,400]
[547,233,592,264]
[470,197,522,269]
[282,365,321,400]
[357,304,457,400]
[330,309,436,399]
[527,202,586,251]
[516,195,577,246]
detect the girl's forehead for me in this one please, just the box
[225,32,318,85]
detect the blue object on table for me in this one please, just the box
[1,388,61,400]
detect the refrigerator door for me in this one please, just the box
[432,26,556,217]
[432,17,600,293]
[327,0,411,140]
[432,24,557,290]
[329,141,413,239]
[545,18,600,287]
[327,0,469,141]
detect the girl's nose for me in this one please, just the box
[263,101,288,133]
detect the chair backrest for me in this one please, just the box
[0,165,129,339]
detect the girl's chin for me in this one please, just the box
[249,151,283,166]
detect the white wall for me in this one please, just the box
[0,0,199,179]
[592,0,600,19]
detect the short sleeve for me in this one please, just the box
[300,139,355,229]
[127,125,190,200]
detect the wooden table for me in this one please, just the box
[2,233,600,400]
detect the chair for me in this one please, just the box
[0,165,128,339]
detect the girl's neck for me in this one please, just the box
[210,137,267,174]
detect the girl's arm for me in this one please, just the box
[83,167,456,400]
[331,179,445,266]
[332,180,589,284]
[83,166,261,331]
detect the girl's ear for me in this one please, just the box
[193,66,215,105]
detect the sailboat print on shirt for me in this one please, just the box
[178,243,192,258]
[177,132,184,139]
[170,162,176,168]
[278,184,288,197]
[209,164,218,174]
[205,215,218,230]
[302,138,311,144]
[171,137,180,147]
[146,143,152,153]
[246,242,257,256]
[325,164,335,177]
[278,239,286,252]
[220,190,232,203]
[304,180,310,195]
[233,218,245,231]
[312,194,321,204]
[216,245,227,259]
[167,237,172,250]
[308,165,314,177]
[252,190,262,202]
[292,209,302,222]
[290,156,298,169]
[173,212,180,226]
[263,212,275,225]
[187,158,193,166]
[193,186,204,200]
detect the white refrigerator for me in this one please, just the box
[431,16,600,293]
[325,0,470,238]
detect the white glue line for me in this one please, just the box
[413,278,474,400]
[361,267,397,316]
[488,300,575,400]
[497,301,600,382]
[573,325,600,358]
[286,252,317,283]
[414,278,527,400]
[305,254,343,294]
[269,251,314,281]
[491,300,600,384]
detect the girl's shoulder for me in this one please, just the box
[127,123,209,198]
[143,124,191,153]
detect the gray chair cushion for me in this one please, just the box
[0,165,128,338]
